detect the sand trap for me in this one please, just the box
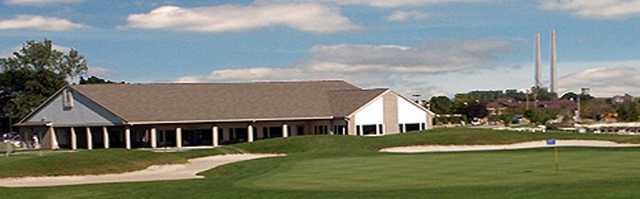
[380,140,640,153]
[0,153,285,188]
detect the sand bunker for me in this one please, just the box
[0,153,284,188]
[380,140,640,153]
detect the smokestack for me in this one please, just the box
[550,29,557,93]
[535,33,542,88]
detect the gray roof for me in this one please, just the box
[70,80,387,123]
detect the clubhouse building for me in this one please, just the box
[16,80,433,150]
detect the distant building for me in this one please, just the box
[611,94,634,105]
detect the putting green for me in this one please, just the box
[244,148,640,191]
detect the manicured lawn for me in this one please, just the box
[2,128,640,198]
[0,147,243,178]
[246,148,640,191]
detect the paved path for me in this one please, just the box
[0,153,285,188]
[380,140,640,153]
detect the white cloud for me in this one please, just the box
[177,39,511,96]
[559,63,640,97]
[4,0,83,5]
[124,3,359,33]
[386,10,429,22]
[540,0,640,19]
[87,67,112,77]
[261,0,484,8]
[0,15,85,31]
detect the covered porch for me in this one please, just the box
[20,119,348,150]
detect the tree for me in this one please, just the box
[616,102,640,122]
[524,109,558,125]
[80,76,117,84]
[581,99,615,121]
[504,89,527,101]
[0,39,88,132]
[466,103,488,119]
[497,114,515,126]
[429,96,452,114]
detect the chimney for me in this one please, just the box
[550,29,558,93]
[535,33,542,88]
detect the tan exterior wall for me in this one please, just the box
[348,115,357,136]
[426,112,433,129]
[383,92,400,134]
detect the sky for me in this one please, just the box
[1,0,640,98]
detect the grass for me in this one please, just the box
[0,147,244,178]
[2,128,640,198]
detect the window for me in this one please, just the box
[362,125,377,135]
[404,123,421,132]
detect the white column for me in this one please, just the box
[86,127,93,150]
[70,127,77,150]
[402,124,407,133]
[102,127,109,149]
[358,125,364,136]
[176,128,182,148]
[419,123,424,131]
[248,125,254,142]
[212,126,219,147]
[150,128,157,149]
[375,124,380,135]
[48,126,59,150]
[125,127,131,150]
[283,124,289,138]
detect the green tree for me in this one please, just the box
[581,99,615,121]
[429,96,453,114]
[80,76,117,84]
[466,103,488,119]
[0,39,88,131]
[497,114,515,126]
[616,102,640,122]
[524,109,558,125]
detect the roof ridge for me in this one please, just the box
[329,88,389,92]
[73,80,351,87]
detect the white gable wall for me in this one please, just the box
[397,96,427,124]
[26,89,123,127]
[354,97,384,125]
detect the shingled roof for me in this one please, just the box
[70,80,387,124]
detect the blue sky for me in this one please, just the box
[1,0,640,98]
